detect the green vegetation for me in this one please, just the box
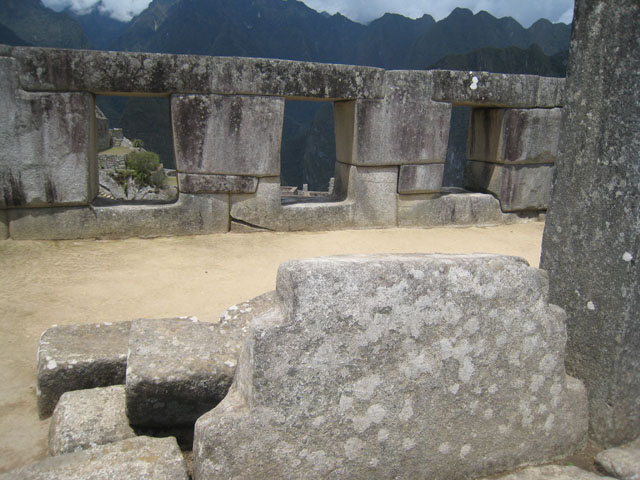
[112,150,167,194]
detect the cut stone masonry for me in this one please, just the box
[0,45,564,239]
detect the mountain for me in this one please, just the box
[408,8,570,69]
[0,23,31,46]
[0,0,91,49]
[430,44,568,77]
[67,8,127,50]
[109,0,179,52]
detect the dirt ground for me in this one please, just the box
[0,223,549,473]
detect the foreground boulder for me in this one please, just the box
[194,254,588,479]
[36,321,130,418]
[595,438,640,480]
[492,465,615,480]
[0,436,188,480]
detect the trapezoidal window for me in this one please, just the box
[93,95,178,205]
[280,99,337,204]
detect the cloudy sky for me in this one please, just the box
[42,0,574,26]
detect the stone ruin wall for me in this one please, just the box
[0,45,564,240]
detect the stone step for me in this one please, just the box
[36,321,131,418]
[0,436,188,480]
[48,385,135,456]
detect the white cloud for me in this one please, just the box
[41,0,152,22]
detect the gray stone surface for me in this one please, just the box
[8,193,229,240]
[178,173,258,194]
[172,94,284,176]
[431,70,565,108]
[37,322,131,418]
[0,57,96,208]
[0,436,188,480]
[398,164,444,194]
[397,190,513,227]
[540,0,640,447]
[230,177,281,230]
[491,465,616,480]
[468,108,562,164]
[595,438,640,480]
[125,318,239,427]
[194,254,588,479]
[48,385,135,456]
[464,161,554,212]
[95,106,110,152]
[0,209,8,239]
[11,46,384,99]
[337,71,451,167]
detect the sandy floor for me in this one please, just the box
[0,223,546,472]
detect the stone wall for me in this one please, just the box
[0,45,564,240]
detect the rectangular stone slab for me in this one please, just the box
[125,318,239,427]
[37,322,131,418]
[48,385,136,456]
[0,436,188,480]
[194,254,588,480]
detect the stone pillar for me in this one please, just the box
[540,0,640,447]
[0,57,96,209]
[464,107,561,212]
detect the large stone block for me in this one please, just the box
[178,173,258,194]
[194,254,588,479]
[37,322,131,418]
[125,318,238,427]
[339,164,398,227]
[397,190,511,227]
[595,438,640,480]
[468,108,562,164]
[337,71,451,167]
[8,193,229,240]
[398,164,444,194]
[540,0,640,447]
[0,436,188,480]
[464,161,554,211]
[49,385,136,456]
[11,47,385,99]
[230,177,281,230]
[172,94,284,176]
[0,57,96,208]
[431,70,565,108]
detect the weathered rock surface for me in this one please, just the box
[125,318,238,427]
[595,438,640,480]
[398,164,445,194]
[0,57,95,209]
[11,47,385,99]
[0,436,188,480]
[0,210,8,239]
[48,385,135,456]
[491,465,616,480]
[172,94,284,176]
[431,70,565,108]
[540,0,640,446]
[178,173,258,194]
[194,254,588,479]
[37,322,131,418]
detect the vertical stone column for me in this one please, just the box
[464,107,561,212]
[540,0,640,447]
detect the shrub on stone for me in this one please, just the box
[112,150,166,193]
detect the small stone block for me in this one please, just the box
[398,164,444,194]
[37,322,131,418]
[178,173,258,194]
[491,465,616,480]
[0,436,189,480]
[49,385,136,456]
[125,318,238,427]
[595,438,640,480]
